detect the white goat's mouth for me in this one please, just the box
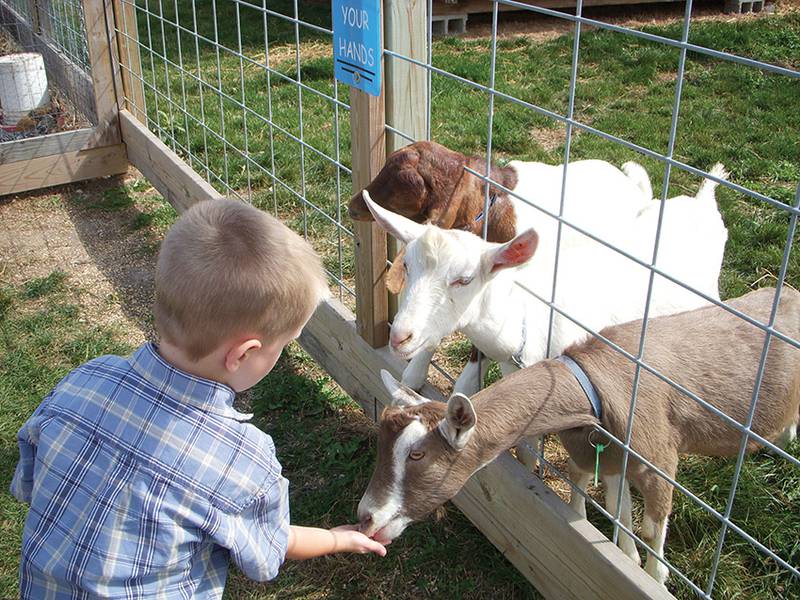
[391,335,435,359]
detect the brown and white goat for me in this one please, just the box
[357,287,800,584]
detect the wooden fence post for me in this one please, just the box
[111,0,146,121]
[384,0,427,317]
[81,0,123,147]
[350,5,389,349]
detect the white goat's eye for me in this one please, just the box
[450,276,473,287]
[409,450,425,461]
[403,260,408,272]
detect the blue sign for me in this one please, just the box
[333,0,381,96]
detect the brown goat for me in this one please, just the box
[348,141,518,293]
[357,287,800,585]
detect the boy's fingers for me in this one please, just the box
[370,541,387,557]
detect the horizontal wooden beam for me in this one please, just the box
[299,297,673,600]
[0,143,127,196]
[0,128,99,164]
[119,110,219,212]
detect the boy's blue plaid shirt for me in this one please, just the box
[10,342,290,599]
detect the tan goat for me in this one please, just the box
[357,287,800,585]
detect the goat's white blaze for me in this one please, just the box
[359,419,428,537]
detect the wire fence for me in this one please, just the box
[0,0,93,136]
[115,0,356,304]
[36,0,91,72]
[111,1,799,597]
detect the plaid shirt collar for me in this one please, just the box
[131,342,253,422]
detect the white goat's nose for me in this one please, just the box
[390,329,413,349]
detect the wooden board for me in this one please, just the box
[0,143,127,196]
[0,128,96,164]
[112,0,146,121]
[82,0,122,146]
[0,2,97,124]
[120,110,219,212]
[350,84,389,348]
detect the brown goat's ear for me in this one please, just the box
[439,393,477,450]
[381,369,428,408]
[487,228,539,274]
[386,246,407,294]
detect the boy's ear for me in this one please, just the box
[224,338,262,373]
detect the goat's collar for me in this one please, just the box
[510,313,527,369]
[555,355,603,420]
[473,192,497,224]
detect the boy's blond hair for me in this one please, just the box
[155,198,328,360]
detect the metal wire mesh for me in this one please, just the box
[36,0,90,72]
[0,0,94,135]
[115,0,356,303]
[112,1,799,597]
[380,2,799,596]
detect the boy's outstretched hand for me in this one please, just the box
[330,524,388,556]
[286,524,387,560]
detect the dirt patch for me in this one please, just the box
[530,125,568,152]
[461,0,786,42]
[0,171,157,349]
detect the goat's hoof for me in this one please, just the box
[645,561,669,585]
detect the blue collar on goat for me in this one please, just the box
[556,354,603,420]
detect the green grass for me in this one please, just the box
[0,273,130,595]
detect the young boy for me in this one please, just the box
[10,198,385,599]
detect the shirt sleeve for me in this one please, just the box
[214,474,291,582]
[10,395,52,504]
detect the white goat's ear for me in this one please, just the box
[362,190,427,244]
[486,228,539,274]
[439,393,477,450]
[380,369,427,408]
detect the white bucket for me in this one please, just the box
[0,52,50,126]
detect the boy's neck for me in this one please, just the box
[156,340,229,386]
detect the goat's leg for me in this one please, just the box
[642,513,670,584]
[603,474,641,566]
[639,468,676,585]
[775,422,797,449]
[452,352,489,397]
[568,459,591,518]
[401,349,435,391]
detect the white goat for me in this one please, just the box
[357,287,800,584]
[380,158,657,393]
[362,166,728,560]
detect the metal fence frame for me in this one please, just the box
[101,0,799,597]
